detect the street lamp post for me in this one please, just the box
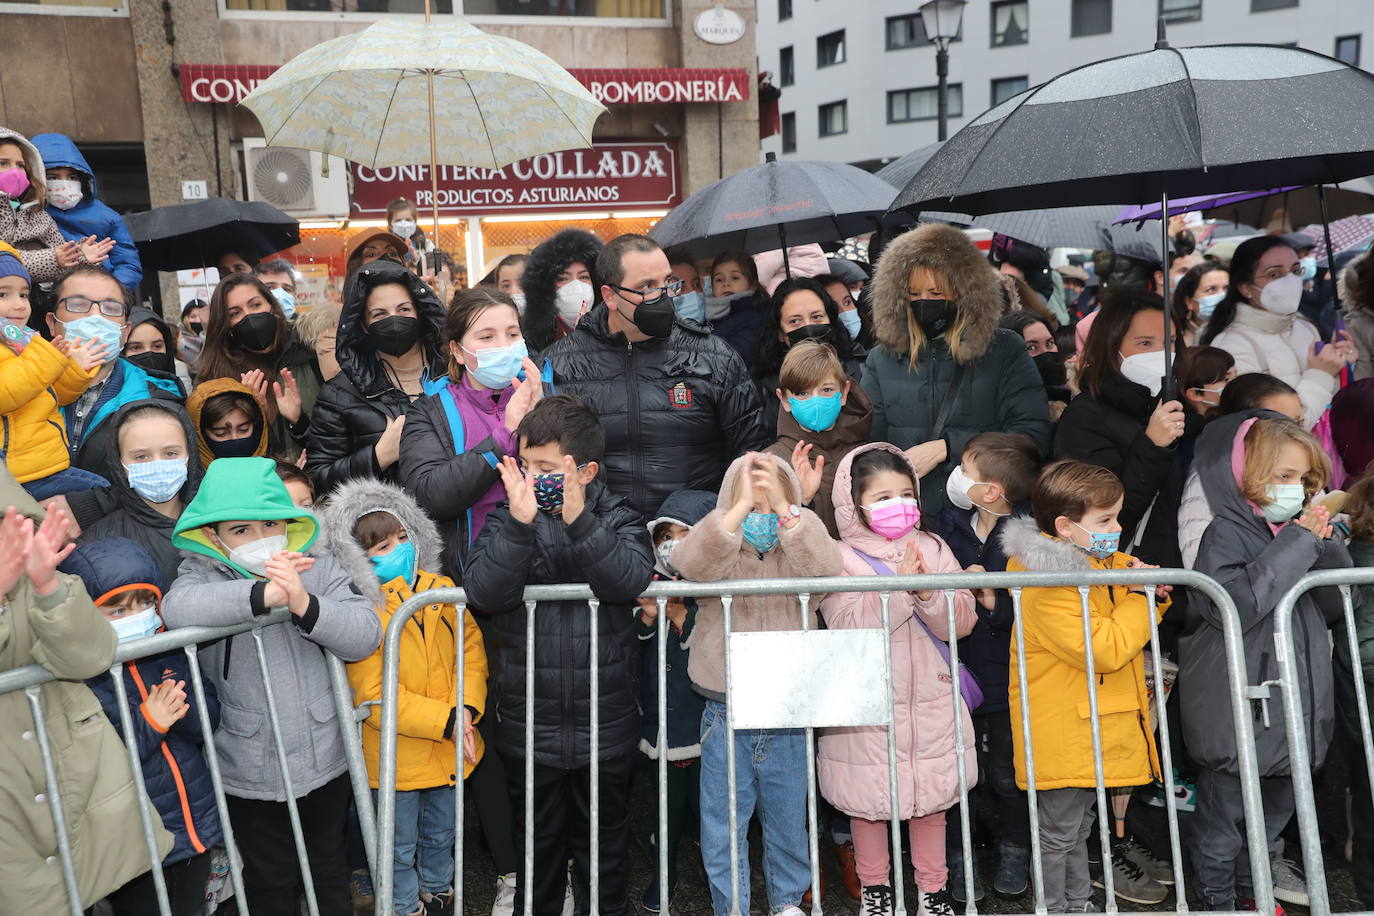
[919,0,966,142]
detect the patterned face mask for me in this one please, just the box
[531,473,565,513]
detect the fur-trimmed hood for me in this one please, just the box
[999,515,1095,572]
[870,223,1004,364]
[522,228,603,351]
[317,477,444,606]
[0,126,44,210]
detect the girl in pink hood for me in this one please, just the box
[818,442,978,916]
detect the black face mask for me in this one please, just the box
[629,293,676,339]
[367,315,423,357]
[1033,350,1072,402]
[785,323,831,346]
[189,321,205,336]
[230,311,279,352]
[126,350,175,375]
[207,433,261,459]
[910,298,957,339]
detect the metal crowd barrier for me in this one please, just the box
[375,568,1278,916]
[1275,566,1374,916]
[0,609,375,916]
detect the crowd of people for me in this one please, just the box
[3,121,1374,916]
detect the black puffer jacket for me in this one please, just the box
[863,223,1051,514]
[522,228,602,352]
[306,260,447,494]
[464,481,654,767]
[543,304,770,522]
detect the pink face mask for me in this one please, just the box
[864,497,922,540]
[0,167,30,201]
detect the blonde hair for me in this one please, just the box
[729,457,798,506]
[293,303,339,349]
[905,266,973,370]
[1242,418,1329,507]
[778,340,845,394]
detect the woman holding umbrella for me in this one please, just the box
[751,277,865,434]
[1201,236,1355,430]
[307,258,447,495]
[863,223,1050,515]
[197,273,321,456]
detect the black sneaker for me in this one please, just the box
[423,887,455,916]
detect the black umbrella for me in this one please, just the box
[124,198,300,272]
[890,32,1374,394]
[649,152,897,272]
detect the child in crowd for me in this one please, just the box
[32,133,142,290]
[1001,460,1171,914]
[187,378,270,467]
[706,251,767,360]
[930,432,1041,899]
[1175,345,1236,420]
[0,127,112,281]
[1335,472,1374,910]
[1181,413,1352,911]
[765,340,873,538]
[162,456,380,916]
[671,451,842,916]
[61,537,222,916]
[635,489,715,913]
[0,247,109,499]
[324,478,488,916]
[276,458,316,509]
[818,443,978,916]
[464,394,654,916]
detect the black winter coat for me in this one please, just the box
[464,481,655,768]
[86,651,222,864]
[543,305,770,522]
[930,506,1027,714]
[306,259,447,494]
[1052,372,1192,570]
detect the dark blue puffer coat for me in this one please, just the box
[61,538,223,864]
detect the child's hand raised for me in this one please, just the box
[1295,505,1333,539]
[790,441,825,505]
[502,359,543,433]
[723,452,759,533]
[560,455,586,525]
[142,679,189,731]
[750,456,789,516]
[273,369,303,424]
[263,551,310,617]
[64,336,110,372]
[898,541,934,601]
[498,456,538,524]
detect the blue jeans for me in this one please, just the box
[374,786,456,916]
[698,699,811,916]
[22,466,108,501]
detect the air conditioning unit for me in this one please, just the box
[242,138,349,219]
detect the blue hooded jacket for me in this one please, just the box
[31,134,143,290]
[60,537,222,865]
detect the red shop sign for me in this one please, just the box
[178,63,749,105]
[349,141,681,217]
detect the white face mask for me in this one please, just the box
[510,292,527,315]
[1118,349,1167,396]
[1257,273,1303,316]
[944,464,982,511]
[227,534,287,577]
[46,179,83,211]
[391,219,417,240]
[556,280,593,325]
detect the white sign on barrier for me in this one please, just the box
[728,629,890,729]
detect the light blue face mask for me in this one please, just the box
[1262,483,1306,523]
[1300,256,1318,282]
[1197,291,1226,319]
[787,391,844,432]
[741,511,779,553]
[110,607,162,642]
[60,313,123,363]
[674,291,706,324]
[370,538,417,586]
[1071,521,1120,559]
[124,458,188,504]
[838,309,862,340]
[464,339,528,389]
[272,288,297,320]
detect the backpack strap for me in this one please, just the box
[436,385,480,554]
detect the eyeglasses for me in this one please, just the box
[612,277,685,301]
[517,461,588,475]
[57,296,126,318]
[1251,265,1304,284]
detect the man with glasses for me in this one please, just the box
[46,266,186,530]
[543,234,768,522]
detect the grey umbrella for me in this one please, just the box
[649,152,898,271]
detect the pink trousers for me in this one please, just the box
[850,811,948,891]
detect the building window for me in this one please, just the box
[222,0,667,16]
[888,85,963,123]
[991,76,1029,107]
[1336,34,1361,66]
[0,0,126,12]
[778,0,791,21]
[991,1,1029,46]
[782,113,797,153]
[780,47,795,87]
[817,30,846,68]
[818,100,848,137]
[886,13,962,50]
[1159,0,1202,22]
[1250,0,1297,9]
[1071,0,1111,36]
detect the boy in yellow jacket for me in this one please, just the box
[324,477,488,916]
[1001,460,1171,914]
[0,246,108,498]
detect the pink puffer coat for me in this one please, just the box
[817,442,979,821]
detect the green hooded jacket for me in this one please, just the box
[172,456,318,579]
